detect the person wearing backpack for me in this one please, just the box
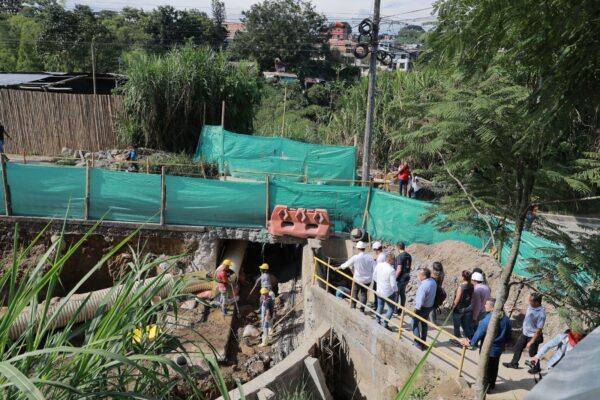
[452,270,474,339]
[430,261,446,322]
[394,242,412,313]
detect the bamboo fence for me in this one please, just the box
[0,89,123,155]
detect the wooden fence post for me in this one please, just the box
[265,176,270,228]
[160,166,166,225]
[146,158,150,174]
[1,157,12,216]
[221,101,226,127]
[84,161,90,220]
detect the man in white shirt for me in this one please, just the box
[372,253,398,329]
[336,241,375,313]
[504,292,546,369]
[371,241,387,310]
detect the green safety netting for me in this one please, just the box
[166,176,265,228]
[269,181,369,232]
[8,164,85,219]
[0,162,562,277]
[194,125,357,184]
[367,189,485,249]
[90,169,161,223]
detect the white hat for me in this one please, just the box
[372,241,383,250]
[471,272,484,282]
[356,241,367,249]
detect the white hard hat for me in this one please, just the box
[372,241,382,250]
[356,241,367,249]
[471,272,484,282]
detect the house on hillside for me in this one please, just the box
[378,41,419,72]
[224,22,245,44]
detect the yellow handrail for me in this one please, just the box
[312,256,467,377]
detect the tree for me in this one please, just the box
[419,0,600,397]
[144,6,215,52]
[396,24,425,44]
[230,0,327,70]
[211,0,227,45]
[119,46,261,151]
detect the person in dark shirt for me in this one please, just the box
[0,123,11,154]
[460,298,511,392]
[395,241,412,312]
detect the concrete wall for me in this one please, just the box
[305,287,444,399]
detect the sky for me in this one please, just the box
[65,0,437,28]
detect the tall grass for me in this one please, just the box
[0,222,234,399]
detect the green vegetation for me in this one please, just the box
[118,45,261,152]
[395,25,425,45]
[0,1,227,72]
[230,0,328,71]
[0,222,232,399]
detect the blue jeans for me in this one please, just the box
[452,310,473,338]
[0,139,4,153]
[399,179,409,196]
[376,296,396,328]
[413,307,432,347]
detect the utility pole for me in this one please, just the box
[91,37,97,95]
[361,0,381,186]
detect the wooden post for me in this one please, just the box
[146,158,150,174]
[200,157,206,178]
[361,185,372,229]
[223,161,228,181]
[265,176,270,228]
[221,101,226,127]
[458,346,467,377]
[160,166,166,225]
[281,85,287,136]
[84,161,91,220]
[91,152,95,167]
[1,157,12,216]
[398,309,405,338]
[304,165,308,184]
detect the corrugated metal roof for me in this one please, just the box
[0,73,51,86]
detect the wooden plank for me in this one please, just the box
[84,161,91,220]
[160,166,166,225]
[1,157,12,216]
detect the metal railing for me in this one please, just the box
[311,256,467,377]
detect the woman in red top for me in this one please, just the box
[397,160,411,197]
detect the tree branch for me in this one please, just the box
[437,151,497,251]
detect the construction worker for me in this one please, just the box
[215,260,233,315]
[259,287,274,347]
[336,241,375,313]
[250,263,279,297]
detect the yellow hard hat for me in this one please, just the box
[222,259,232,266]
[260,287,269,295]
[259,263,269,270]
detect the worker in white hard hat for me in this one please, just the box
[471,270,491,329]
[250,262,279,297]
[335,241,375,313]
[259,287,274,347]
[371,241,387,310]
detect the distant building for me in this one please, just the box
[224,22,245,43]
[378,41,419,72]
[328,22,356,64]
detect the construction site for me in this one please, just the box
[1,121,593,400]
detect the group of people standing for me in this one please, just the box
[396,160,422,198]
[334,240,587,393]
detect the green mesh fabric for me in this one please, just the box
[194,125,357,184]
[8,164,85,219]
[0,162,563,277]
[269,181,369,232]
[166,176,266,228]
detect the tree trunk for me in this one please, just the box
[473,175,533,399]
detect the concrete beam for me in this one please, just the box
[304,357,333,400]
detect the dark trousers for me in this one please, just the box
[372,282,378,310]
[412,307,432,347]
[351,283,369,312]
[399,179,409,196]
[510,333,543,365]
[396,280,408,314]
[487,356,501,390]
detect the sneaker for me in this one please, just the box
[503,362,518,369]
